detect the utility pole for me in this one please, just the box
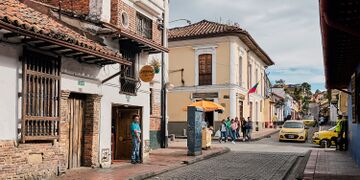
[160,1,168,148]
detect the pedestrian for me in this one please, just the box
[230,119,238,144]
[335,114,347,151]
[235,117,241,139]
[225,117,231,141]
[240,117,247,141]
[130,114,141,164]
[247,117,253,140]
[219,119,227,143]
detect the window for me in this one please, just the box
[239,56,242,86]
[248,64,252,89]
[256,68,259,93]
[136,13,152,39]
[198,54,212,86]
[21,49,61,143]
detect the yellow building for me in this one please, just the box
[167,20,274,135]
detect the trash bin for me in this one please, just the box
[202,128,212,149]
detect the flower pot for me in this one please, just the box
[154,68,160,74]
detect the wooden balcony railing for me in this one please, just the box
[23,116,60,141]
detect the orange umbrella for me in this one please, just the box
[182,100,225,113]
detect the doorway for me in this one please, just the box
[67,94,86,169]
[111,105,142,162]
[205,111,214,127]
[239,101,244,118]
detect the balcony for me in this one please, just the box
[119,75,141,96]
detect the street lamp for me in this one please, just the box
[169,19,192,25]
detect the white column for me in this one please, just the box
[229,41,237,118]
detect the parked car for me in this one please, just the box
[302,119,316,127]
[312,126,340,148]
[279,120,308,142]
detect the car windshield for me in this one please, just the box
[283,122,303,128]
[328,126,336,131]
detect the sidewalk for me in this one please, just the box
[53,141,229,180]
[303,149,360,179]
[213,128,279,142]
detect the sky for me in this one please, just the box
[169,0,325,92]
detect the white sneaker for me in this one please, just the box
[232,141,235,144]
[242,138,245,142]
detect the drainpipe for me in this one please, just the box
[160,0,168,148]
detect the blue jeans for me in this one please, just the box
[220,131,227,141]
[231,130,237,141]
[131,137,140,162]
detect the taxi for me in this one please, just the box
[312,126,339,148]
[279,120,308,142]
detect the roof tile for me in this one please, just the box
[169,20,274,66]
[0,0,126,64]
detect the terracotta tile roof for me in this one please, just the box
[169,20,274,66]
[0,0,129,65]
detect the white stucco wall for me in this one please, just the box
[0,43,21,140]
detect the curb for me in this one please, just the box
[282,150,312,180]
[212,130,280,142]
[127,147,230,180]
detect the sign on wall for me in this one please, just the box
[139,65,155,82]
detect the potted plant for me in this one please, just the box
[150,58,161,74]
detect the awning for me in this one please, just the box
[0,0,130,66]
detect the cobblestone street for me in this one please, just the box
[148,131,319,180]
[149,151,300,180]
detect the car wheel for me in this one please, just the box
[320,139,331,148]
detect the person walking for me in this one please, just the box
[235,117,241,139]
[247,117,253,140]
[130,114,141,164]
[225,117,231,141]
[219,119,227,143]
[240,117,247,141]
[230,119,238,144]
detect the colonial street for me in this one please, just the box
[148,131,318,180]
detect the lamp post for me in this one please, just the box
[169,19,192,25]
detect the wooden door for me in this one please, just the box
[239,101,244,118]
[67,96,85,169]
[113,108,141,160]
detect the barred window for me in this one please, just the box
[21,49,61,143]
[136,13,153,39]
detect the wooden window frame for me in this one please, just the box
[21,48,61,143]
[198,54,212,86]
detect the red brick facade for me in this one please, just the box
[110,0,163,45]
[150,88,161,131]
[33,0,90,14]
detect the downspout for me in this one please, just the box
[160,0,168,148]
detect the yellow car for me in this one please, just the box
[312,126,339,148]
[279,120,308,142]
[302,119,316,127]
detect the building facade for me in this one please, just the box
[320,0,360,166]
[167,20,274,136]
[0,0,168,179]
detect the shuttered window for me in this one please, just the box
[21,49,61,142]
[198,54,212,86]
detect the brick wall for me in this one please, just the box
[32,0,90,14]
[83,94,101,167]
[111,0,163,45]
[150,88,161,149]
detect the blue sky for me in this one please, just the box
[169,0,325,92]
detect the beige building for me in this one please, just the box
[167,20,274,135]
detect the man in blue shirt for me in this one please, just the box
[130,114,141,164]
